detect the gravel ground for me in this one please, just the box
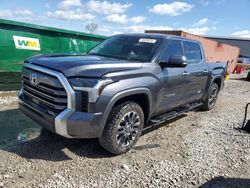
[0,73,249,188]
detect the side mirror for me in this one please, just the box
[159,55,187,68]
[168,55,187,67]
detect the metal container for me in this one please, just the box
[0,19,106,90]
[145,30,240,73]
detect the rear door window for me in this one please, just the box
[183,41,202,63]
[161,40,183,63]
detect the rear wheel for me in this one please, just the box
[201,82,219,111]
[99,101,144,155]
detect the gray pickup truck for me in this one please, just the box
[18,34,226,155]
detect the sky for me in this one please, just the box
[0,0,250,38]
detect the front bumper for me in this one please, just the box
[18,62,105,139]
[18,63,104,138]
[19,94,104,138]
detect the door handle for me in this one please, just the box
[203,69,208,73]
[182,71,190,76]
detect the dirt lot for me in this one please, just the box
[0,74,250,188]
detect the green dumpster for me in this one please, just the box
[0,19,107,90]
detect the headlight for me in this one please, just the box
[68,78,99,88]
[68,77,116,103]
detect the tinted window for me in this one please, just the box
[161,40,183,62]
[88,35,162,62]
[183,41,202,63]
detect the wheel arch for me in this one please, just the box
[101,88,153,130]
[212,77,223,90]
[202,75,223,102]
[113,93,150,122]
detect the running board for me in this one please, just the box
[149,102,203,125]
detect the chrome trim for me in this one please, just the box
[73,79,114,103]
[23,63,75,138]
[24,63,75,109]
[17,87,23,98]
[55,109,74,137]
[73,86,99,103]
[17,87,24,104]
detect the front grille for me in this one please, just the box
[82,91,89,111]
[22,67,67,117]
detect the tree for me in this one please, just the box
[85,23,98,34]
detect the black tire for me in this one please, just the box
[201,82,219,111]
[99,101,144,155]
[40,128,55,137]
[247,71,250,81]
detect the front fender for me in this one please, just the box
[100,88,153,130]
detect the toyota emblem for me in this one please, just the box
[29,73,38,86]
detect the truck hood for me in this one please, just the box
[27,54,143,78]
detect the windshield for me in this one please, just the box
[88,35,162,62]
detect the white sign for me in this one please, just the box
[139,38,157,43]
[13,35,41,51]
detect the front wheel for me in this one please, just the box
[201,82,219,111]
[99,101,144,155]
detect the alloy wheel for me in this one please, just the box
[208,86,218,106]
[116,111,140,147]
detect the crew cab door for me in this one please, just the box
[181,41,209,102]
[156,39,189,114]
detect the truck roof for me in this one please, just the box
[114,33,200,43]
